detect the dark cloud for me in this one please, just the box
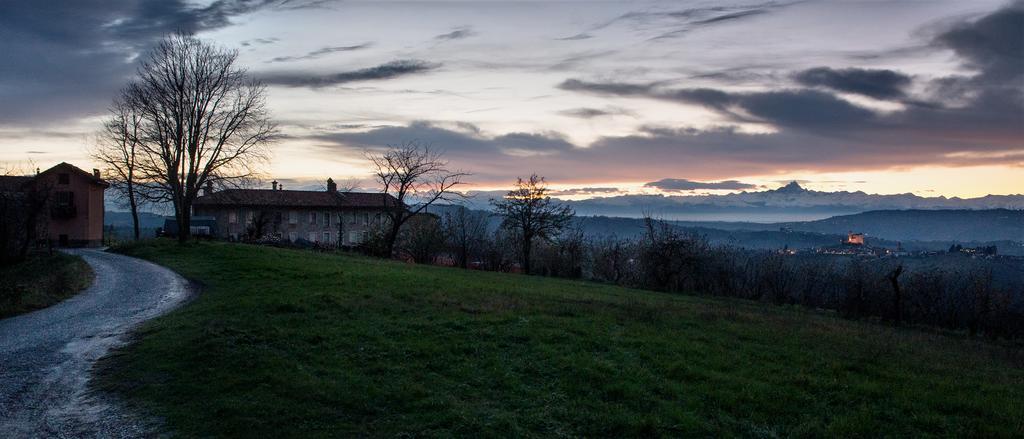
[260,60,440,87]
[241,37,280,47]
[0,0,322,126]
[645,178,758,191]
[590,2,789,41]
[793,67,913,100]
[558,79,655,96]
[561,79,878,130]
[933,1,1023,85]
[556,33,594,41]
[267,43,372,62]
[558,107,634,119]
[691,9,768,25]
[313,121,574,158]
[434,27,475,41]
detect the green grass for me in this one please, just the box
[0,251,94,318]
[99,240,1023,437]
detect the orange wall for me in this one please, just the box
[35,168,105,246]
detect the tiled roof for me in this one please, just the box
[40,162,109,187]
[1,162,109,191]
[194,189,401,209]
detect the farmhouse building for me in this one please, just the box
[192,178,402,246]
[0,162,108,247]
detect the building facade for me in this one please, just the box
[192,178,402,246]
[0,162,108,247]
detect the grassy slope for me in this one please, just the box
[100,241,1023,437]
[0,252,94,318]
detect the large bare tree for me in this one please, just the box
[367,141,468,258]
[119,34,276,242]
[92,98,146,240]
[491,174,574,275]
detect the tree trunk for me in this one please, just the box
[385,217,402,258]
[177,207,192,243]
[887,265,904,326]
[128,187,140,241]
[521,236,532,275]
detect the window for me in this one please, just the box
[348,212,356,224]
[308,231,317,242]
[324,212,330,226]
[289,211,297,224]
[58,173,69,184]
[323,231,331,243]
[309,211,317,225]
[363,212,370,225]
[246,210,254,224]
[288,232,297,242]
[54,191,74,206]
[228,211,237,224]
[349,231,361,244]
[362,230,369,241]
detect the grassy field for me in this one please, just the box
[99,241,1023,437]
[0,251,93,318]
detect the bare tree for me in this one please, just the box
[401,214,445,264]
[93,98,146,240]
[442,205,489,268]
[122,34,276,242]
[366,141,468,257]
[0,165,51,265]
[491,174,574,275]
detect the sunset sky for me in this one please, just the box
[1,0,1021,198]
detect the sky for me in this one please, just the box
[0,0,1021,199]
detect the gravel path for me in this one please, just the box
[0,249,190,438]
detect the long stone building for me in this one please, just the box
[192,178,402,246]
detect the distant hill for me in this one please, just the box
[105,211,166,229]
[772,209,1023,242]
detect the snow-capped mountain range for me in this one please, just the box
[560,182,1024,221]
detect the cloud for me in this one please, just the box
[558,79,655,96]
[267,43,372,62]
[312,121,574,158]
[241,37,280,47]
[260,60,440,87]
[793,67,913,100]
[590,2,790,41]
[644,178,758,191]
[558,107,634,119]
[435,27,475,41]
[933,1,1023,85]
[0,0,322,126]
[560,79,878,130]
[549,187,622,196]
[556,33,593,41]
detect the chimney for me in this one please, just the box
[326,178,337,192]
[203,180,214,196]
[272,180,278,191]
[92,168,101,179]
